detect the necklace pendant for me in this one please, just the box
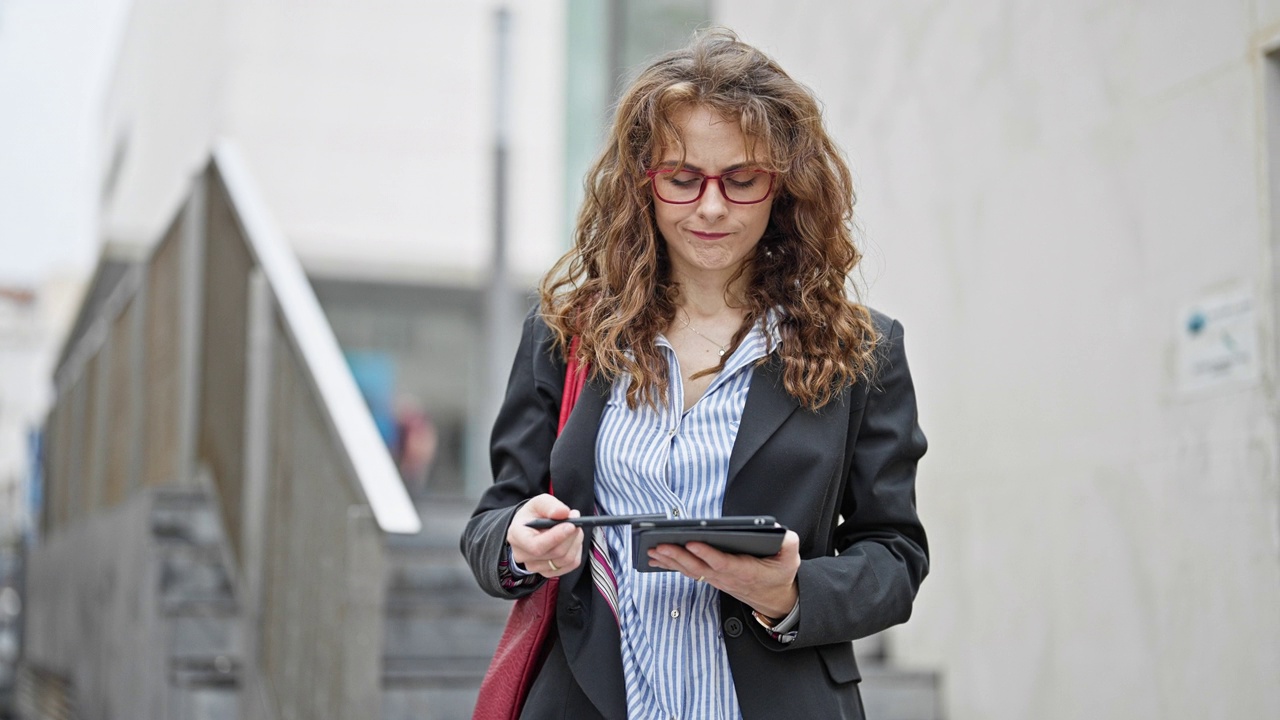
[718,349,726,357]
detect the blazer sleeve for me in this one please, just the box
[787,317,929,649]
[459,310,566,599]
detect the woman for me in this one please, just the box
[462,29,927,720]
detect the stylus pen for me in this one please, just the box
[525,514,665,530]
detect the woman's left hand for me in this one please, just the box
[648,530,801,619]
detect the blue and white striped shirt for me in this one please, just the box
[595,315,778,720]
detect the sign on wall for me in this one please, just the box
[1177,288,1261,394]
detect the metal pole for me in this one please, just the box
[178,172,207,487]
[608,0,626,98]
[473,7,517,498]
[239,267,272,720]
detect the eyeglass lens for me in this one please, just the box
[652,170,772,204]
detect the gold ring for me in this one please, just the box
[696,576,705,583]
[547,559,558,572]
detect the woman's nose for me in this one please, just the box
[696,179,729,218]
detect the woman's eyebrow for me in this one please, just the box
[654,160,755,172]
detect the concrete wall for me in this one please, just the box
[99,0,226,249]
[24,491,170,720]
[717,2,1280,719]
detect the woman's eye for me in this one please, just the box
[666,173,702,187]
[725,172,759,188]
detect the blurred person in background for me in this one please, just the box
[462,28,928,719]
[393,397,438,496]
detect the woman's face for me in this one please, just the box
[652,105,775,286]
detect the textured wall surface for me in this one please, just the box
[717,2,1280,719]
[24,492,169,720]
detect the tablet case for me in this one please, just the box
[631,519,785,572]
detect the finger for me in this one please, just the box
[546,532,585,568]
[645,545,681,571]
[531,516,584,564]
[511,524,581,567]
[509,495,568,540]
[525,494,573,520]
[547,530,580,555]
[542,538,584,577]
[649,544,710,580]
[682,541,733,572]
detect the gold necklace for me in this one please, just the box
[680,310,729,357]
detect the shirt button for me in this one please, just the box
[668,428,677,438]
[671,508,680,518]
[670,609,680,619]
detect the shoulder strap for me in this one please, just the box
[557,336,588,434]
[550,337,587,496]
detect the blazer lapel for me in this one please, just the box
[551,372,607,514]
[551,374,629,720]
[726,356,800,490]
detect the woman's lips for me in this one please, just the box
[690,230,730,240]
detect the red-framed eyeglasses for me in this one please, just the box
[645,168,776,205]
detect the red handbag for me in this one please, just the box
[472,338,589,720]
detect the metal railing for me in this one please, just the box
[41,141,422,719]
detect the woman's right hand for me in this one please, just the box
[507,494,584,578]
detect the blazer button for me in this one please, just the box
[723,616,743,638]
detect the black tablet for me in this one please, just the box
[631,516,785,572]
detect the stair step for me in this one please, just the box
[382,656,489,686]
[151,491,227,548]
[159,546,236,611]
[859,666,942,720]
[168,683,239,720]
[169,656,240,690]
[169,614,242,660]
[382,685,477,720]
[382,615,502,662]
[385,567,508,615]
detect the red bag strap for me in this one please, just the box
[550,336,587,495]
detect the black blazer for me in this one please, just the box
[462,308,928,720]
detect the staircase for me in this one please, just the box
[380,500,507,720]
[153,490,241,720]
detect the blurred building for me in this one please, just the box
[0,288,43,543]
[0,276,87,712]
[0,278,89,535]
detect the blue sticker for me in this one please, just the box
[1186,311,1206,335]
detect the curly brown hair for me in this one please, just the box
[539,28,876,411]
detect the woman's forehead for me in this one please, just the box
[653,106,771,166]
